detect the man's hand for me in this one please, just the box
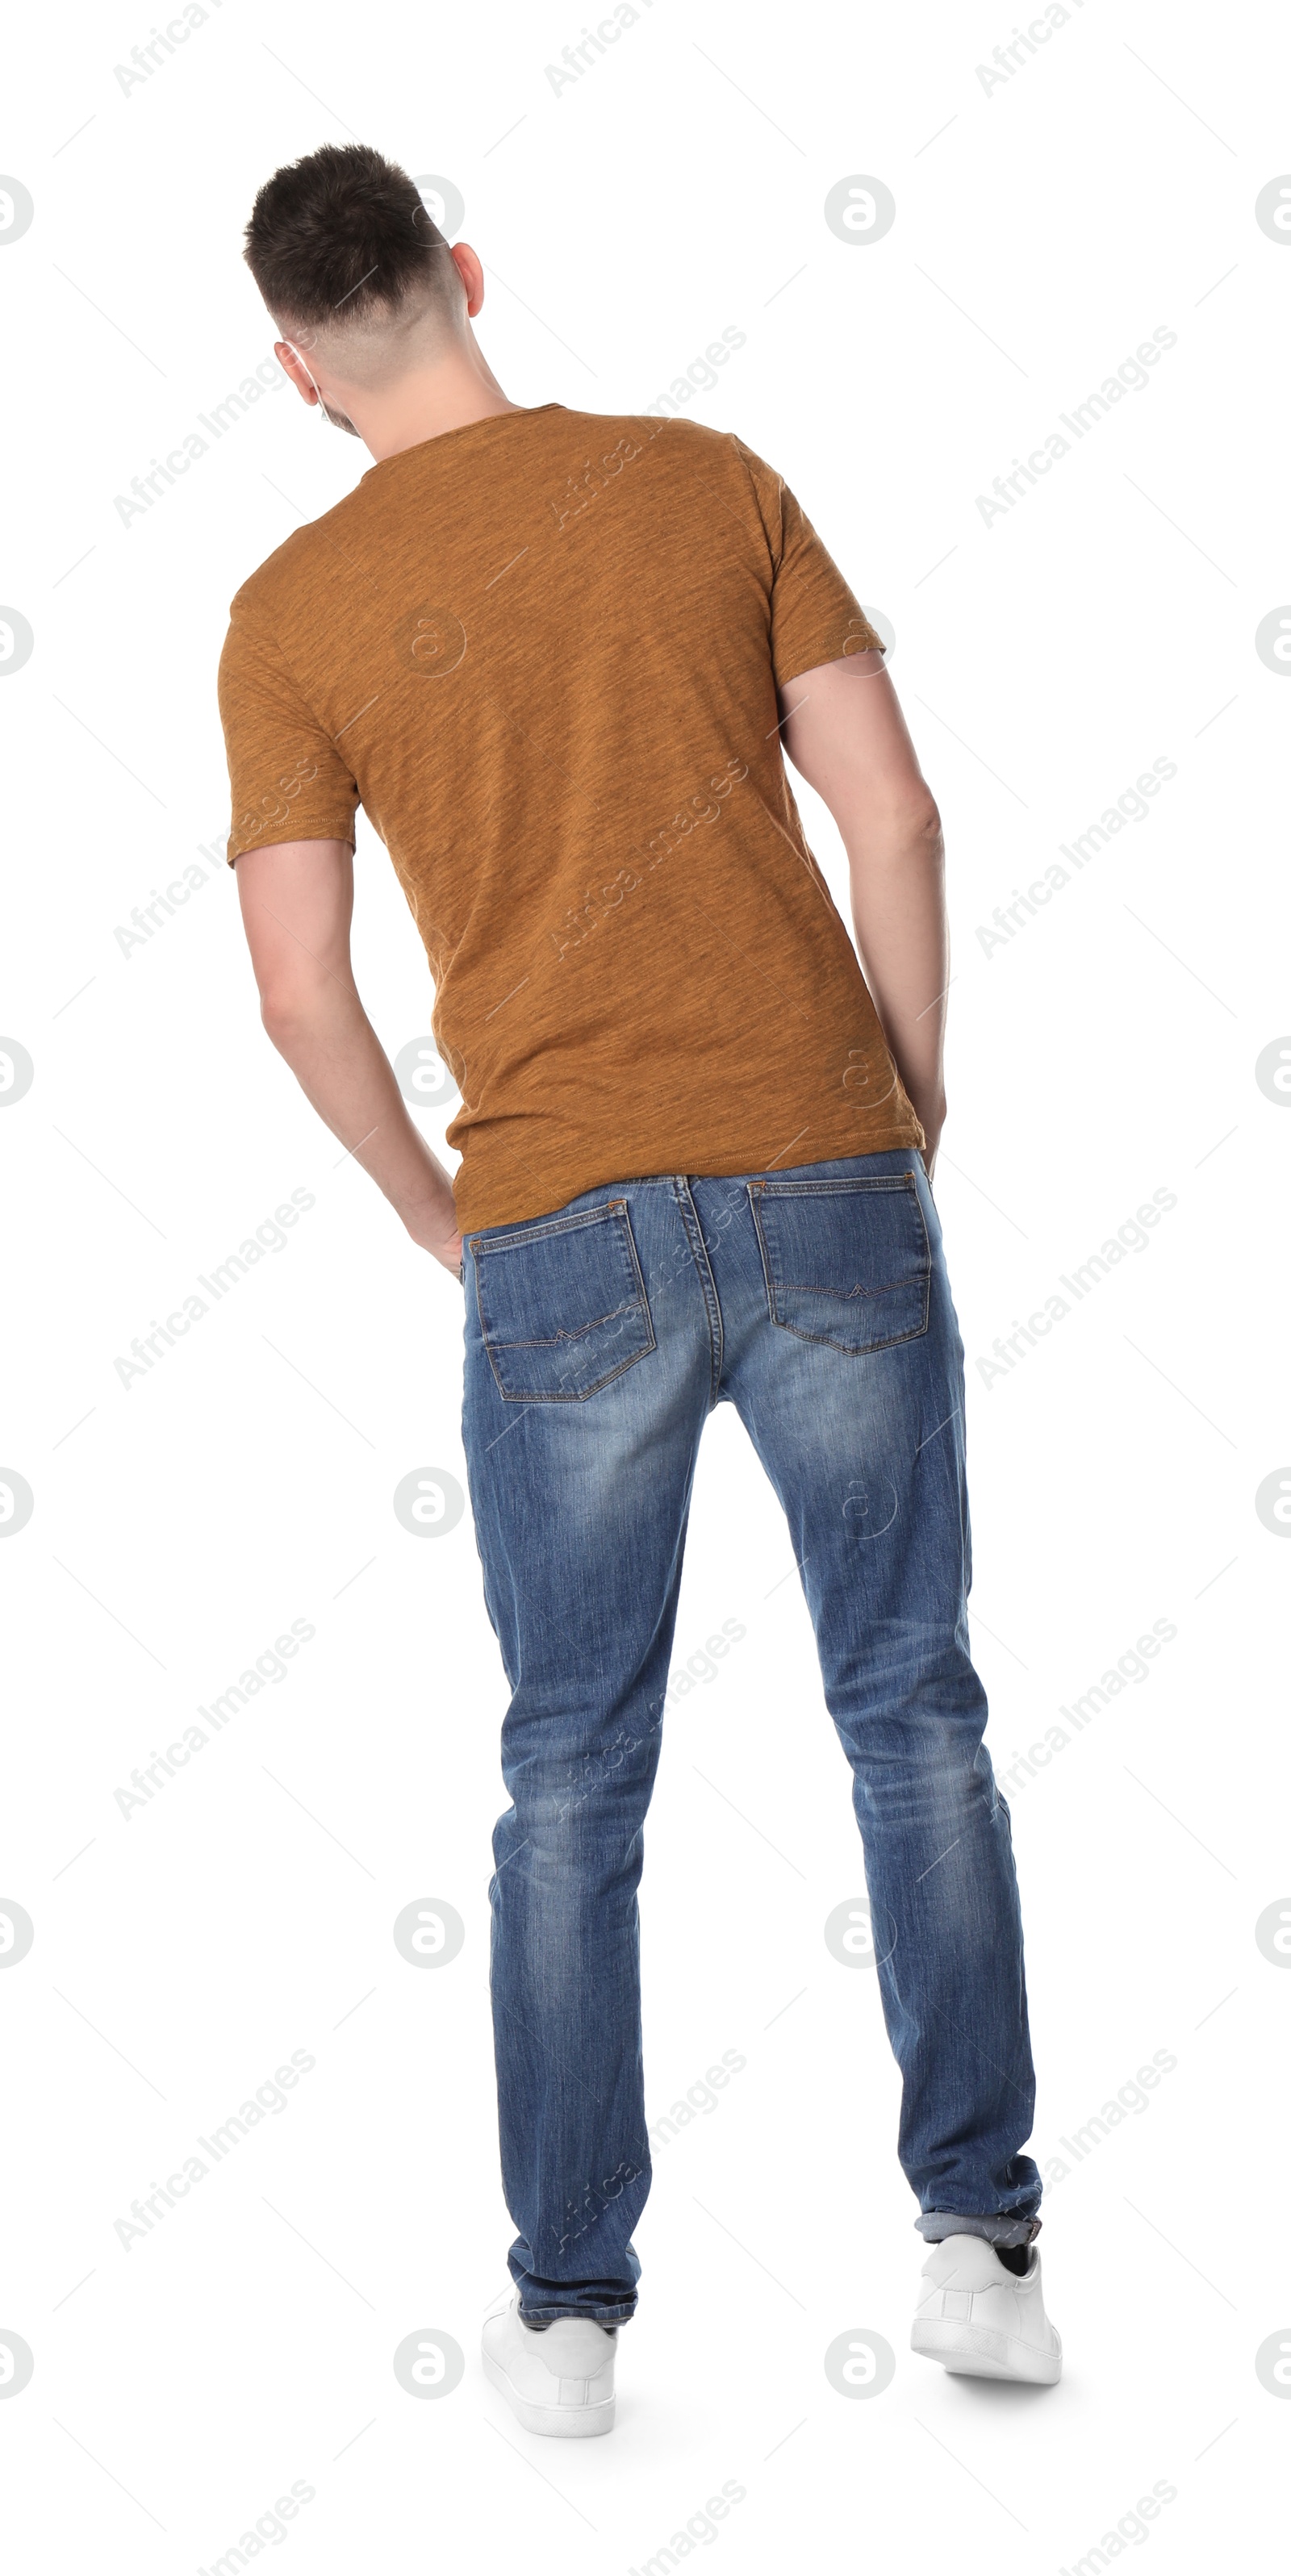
[401,1203,464,1275]
[780,649,949,1174]
[233,837,462,1273]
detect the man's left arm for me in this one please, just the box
[779,648,947,1178]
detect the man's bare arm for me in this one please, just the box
[234,837,462,1272]
[779,649,947,1176]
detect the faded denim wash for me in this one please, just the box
[460,1150,1041,2323]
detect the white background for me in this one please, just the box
[2,1,1289,2568]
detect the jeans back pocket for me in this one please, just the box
[749,1174,930,1355]
[470,1200,656,1401]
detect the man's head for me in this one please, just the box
[244,144,483,436]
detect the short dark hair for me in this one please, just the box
[243,142,452,331]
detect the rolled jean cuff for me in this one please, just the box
[917,2211,1042,2248]
[518,2299,634,2327]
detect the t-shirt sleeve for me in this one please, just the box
[217,607,360,866]
[730,436,884,688]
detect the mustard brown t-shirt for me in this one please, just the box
[218,405,924,1231]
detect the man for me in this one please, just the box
[220,142,1060,2434]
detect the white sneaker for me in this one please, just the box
[481,2292,617,2436]
[911,2234,1062,2384]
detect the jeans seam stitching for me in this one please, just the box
[674,1177,723,1401]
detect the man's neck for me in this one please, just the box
[353,348,524,462]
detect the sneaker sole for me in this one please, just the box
[911,2318,1062,2386]
[481,2348,616,2437]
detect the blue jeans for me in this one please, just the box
[460,1151,1041,2323]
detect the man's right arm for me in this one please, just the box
[234,837,462,1274]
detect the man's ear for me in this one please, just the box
[274,340,320,406]
[449,243,484,317]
